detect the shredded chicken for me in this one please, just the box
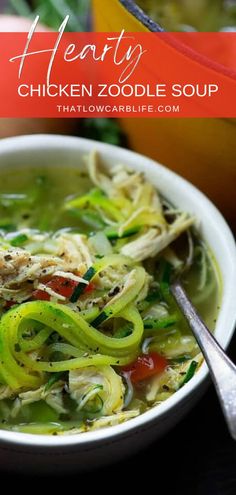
[0,385,14,400]
[0,249,31,283]
[121,214,194,261]
[19,382,67,415]
[88,151,113,195]
[69,365,125,415]
[89,410,139,430]
[0,233,93,293]
[146,353,203,402]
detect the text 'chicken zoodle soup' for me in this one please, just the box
[0,152,220,435]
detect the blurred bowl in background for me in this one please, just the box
[92,0,236,229]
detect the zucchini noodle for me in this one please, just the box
[92,266,147,326]
[65,188,125,223]
[0,300,143,390]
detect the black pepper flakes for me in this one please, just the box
[108,286,120,297]
[163,385,170,391]
[4,255,12,262]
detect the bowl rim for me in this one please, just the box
[119,0,163,32]
[0,133,235,450]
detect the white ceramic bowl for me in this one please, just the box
[0,134,235,474]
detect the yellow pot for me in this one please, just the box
[92,0,236,228]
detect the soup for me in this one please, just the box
[0,153,220,435]
[137,0,236,31]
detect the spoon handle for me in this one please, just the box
[171,281,236,440]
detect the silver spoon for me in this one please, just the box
[171,281,236,440]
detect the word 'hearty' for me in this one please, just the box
[9,16,146,84]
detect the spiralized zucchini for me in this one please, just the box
[0,299,143,391]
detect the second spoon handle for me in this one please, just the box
[171,281,236,440]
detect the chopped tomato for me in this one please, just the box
[32,289,50,301]
[32,276,95,301]
[85,282,95,293]
[122,352,168,383]
[49,276,78,298]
